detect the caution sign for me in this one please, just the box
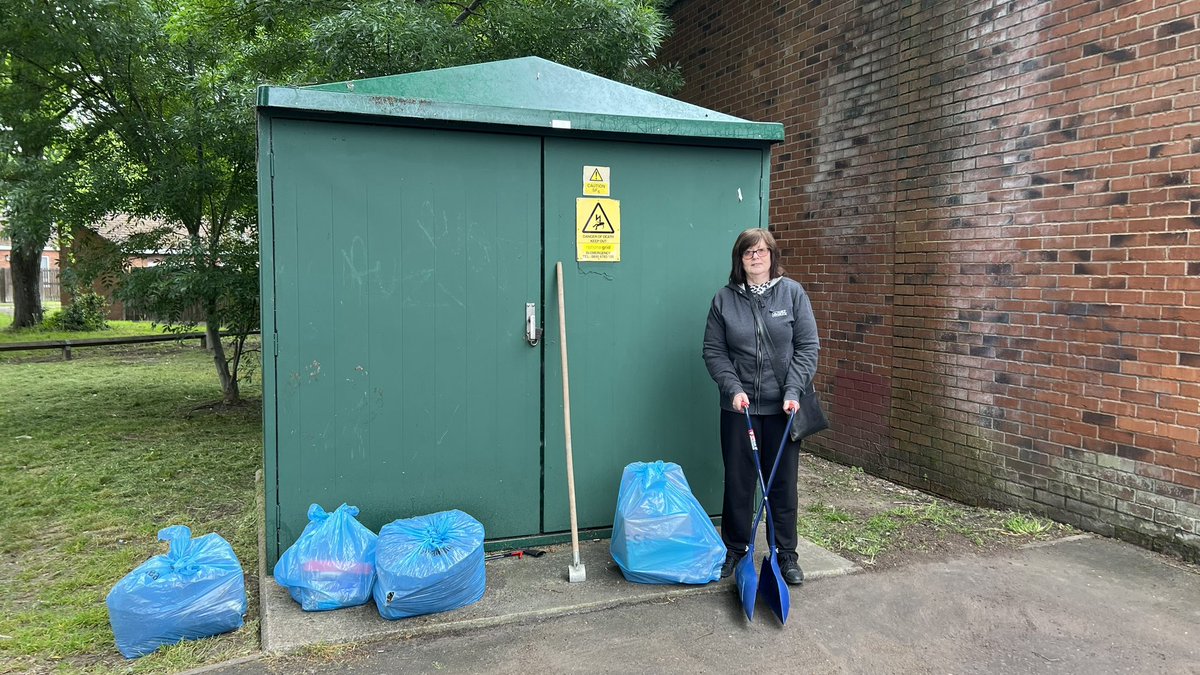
[576,197,620,262]
[583,165,610,196]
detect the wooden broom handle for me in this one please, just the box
[556,262,581,563]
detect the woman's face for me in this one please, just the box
[741,238,771,279]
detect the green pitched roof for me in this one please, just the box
[257,57,782,144]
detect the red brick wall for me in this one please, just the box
[663,0,1200,560]
[63,227,129,320]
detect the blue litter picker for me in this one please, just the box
[735,409,795,624]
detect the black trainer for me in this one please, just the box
[780,558,805,586]
[720,551,745,579]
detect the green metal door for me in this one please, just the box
[267,119,542,556]
[542,138,766,532]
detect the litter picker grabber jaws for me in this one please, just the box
[759,412,795,625]
[556,261,586,583]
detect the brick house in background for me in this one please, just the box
[662,0,1200,560]
[61,215,174,320]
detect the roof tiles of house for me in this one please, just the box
[92,214,174,241]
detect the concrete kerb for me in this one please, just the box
[258,529,860,655]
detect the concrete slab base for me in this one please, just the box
[261,534,859,653]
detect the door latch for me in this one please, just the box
[525,303,542,346]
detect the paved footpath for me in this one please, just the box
[203,536,1199,675]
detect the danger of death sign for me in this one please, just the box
[576,197,620,262]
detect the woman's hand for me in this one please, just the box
[783,400,800,414]
[732,393,749,411]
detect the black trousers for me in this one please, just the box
[720,409,799,559]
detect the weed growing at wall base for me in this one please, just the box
[1004,513,1054,536]
[796,456,1074,568]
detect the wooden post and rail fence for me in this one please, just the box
[0,331,259,360]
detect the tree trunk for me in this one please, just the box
[205,305,239,403]
[9,245,44,329]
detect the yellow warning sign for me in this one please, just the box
[576,198,620,262]
[583,165,610,196]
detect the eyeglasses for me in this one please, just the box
[742,247,769,260]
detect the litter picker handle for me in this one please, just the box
[765,411,797,492]
[744,408,766,495]
[742,407,760,456]
[743,407,768,551]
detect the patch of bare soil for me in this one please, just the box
[796,453,1078,571]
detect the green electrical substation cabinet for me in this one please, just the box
[256,57,783,565]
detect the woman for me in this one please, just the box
[702,227,820,585]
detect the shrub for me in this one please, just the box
[44,291,110,331]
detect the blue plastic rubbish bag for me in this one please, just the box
[373,509,485,620]
[273,503,377,611]
[106,525,247,658]
[611,461,725,584]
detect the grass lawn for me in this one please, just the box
[0,342,262,673]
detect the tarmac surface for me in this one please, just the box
[201,534,1200,675]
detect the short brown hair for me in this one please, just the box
[728,228,784,285]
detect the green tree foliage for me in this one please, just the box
[2,0,261,400]
[43,290,109,331]
[1,0,680,400]
[170,0,682,90]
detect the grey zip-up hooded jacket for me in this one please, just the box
[702,277,820,415]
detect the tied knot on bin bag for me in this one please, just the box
[161,527,204,577]
[420,522,454,556]
[308,501,355,522]
[611,461,725,585]
[638,461,672,513]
